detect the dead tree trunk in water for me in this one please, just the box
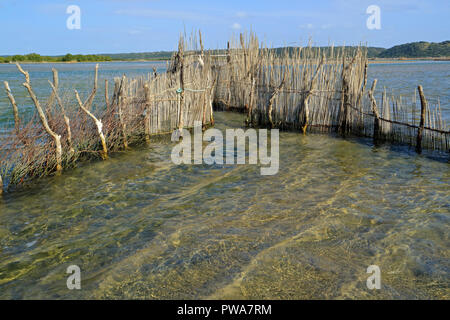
[75,90,108,159]
[17,63,63,172]
[48,69,74,153]
[416,85,427,154]
[3,81,20,133]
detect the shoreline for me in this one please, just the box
[2,57,449,65]
[0,59,168,64]
[368,57,450,64]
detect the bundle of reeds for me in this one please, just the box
[213,32,449,153]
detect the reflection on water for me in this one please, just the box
[0,111,448,299]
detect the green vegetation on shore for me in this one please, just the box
[1,41,448,63]
[101,51,173,61]
[377,41,450,58]
[0,53,112,63]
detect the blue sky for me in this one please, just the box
[0,0,448,55]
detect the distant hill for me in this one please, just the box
[101,51,174,61]
[100,46,386,60]
[377,41,450,58]
[270,46,386,58]
[99,41,448,60]
[2,41,449,63]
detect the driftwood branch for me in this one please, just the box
[3,81,20,132]
[48,72,74,153]
[84,64,99,110]
[75,90,108,159]
[17,63,63,172]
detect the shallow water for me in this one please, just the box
[0,111,448,299]
[0,61,167,132]
[0,61,449,299]
[368,61,450,122]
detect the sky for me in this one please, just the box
[0,0,448,55]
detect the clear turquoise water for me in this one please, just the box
[0,62,448,299]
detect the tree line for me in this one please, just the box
[0,53,112,63]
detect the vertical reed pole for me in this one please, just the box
[118,75,128,149]
[202,89,207,130]
[302,55,324,134]
[268,73,286,129]
[199,30,205,68]
[247,77,256,125]
[144,83,151,142]
[416,85,427,154]
[178,38,185,130]
[105,79,110,110]
[368,79,381,144]
[0,173,3,195]
[210,78,216,126]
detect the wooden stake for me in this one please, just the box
[178,38,185,130]
[118,75,128,149]
[84,64,99,109]
[144,83,151,142]
[105,79,110,110]
[368,79,381,143]
[416,85,427,154]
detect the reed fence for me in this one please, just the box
[212,33,449,154]
[0,31,448,194]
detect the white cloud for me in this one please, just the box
[128,30,142,35]
[321,24,333,29]
[236,11,247,18]
[300,23,314,29]
[231,22,242,30]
